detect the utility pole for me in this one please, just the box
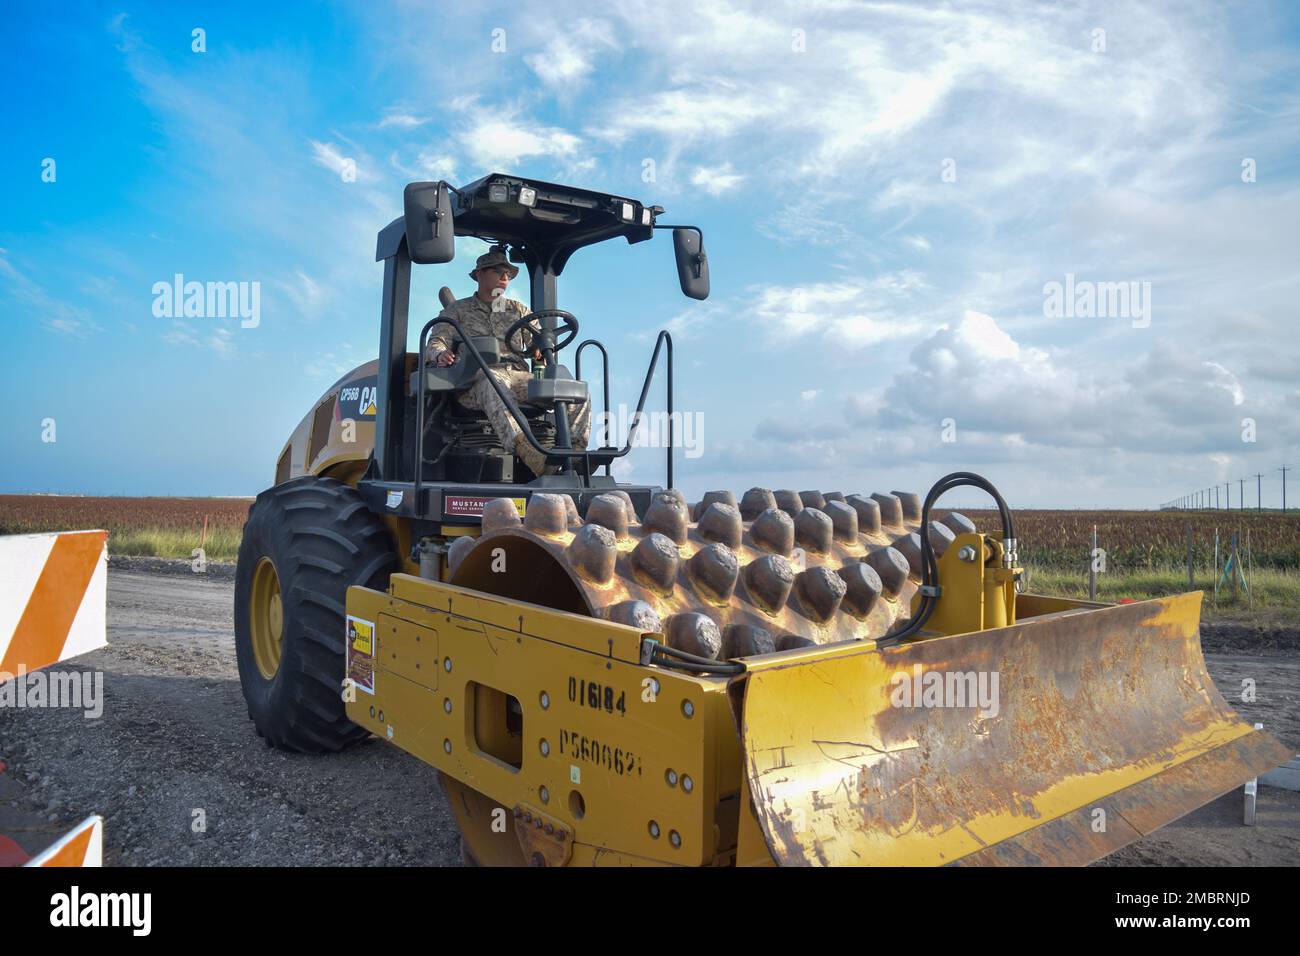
[1254,473,1264,511]
[1281,466,1291,513]
[1239,477,1245,511]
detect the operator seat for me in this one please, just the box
[410,288,593,481]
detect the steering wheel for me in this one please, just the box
[503,309,580,358]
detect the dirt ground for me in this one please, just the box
[0,558,1295,866]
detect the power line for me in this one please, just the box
[1162,468,1291,511]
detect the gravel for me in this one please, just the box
[1,559,1295,865]
[1,560,459,866]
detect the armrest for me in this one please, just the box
[527,378,589,403]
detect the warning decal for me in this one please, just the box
[346,615,376,695]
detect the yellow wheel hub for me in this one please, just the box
[250,556,285,680]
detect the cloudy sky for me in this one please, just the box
[3,1,1298,508]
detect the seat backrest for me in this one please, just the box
[465,335,503,365]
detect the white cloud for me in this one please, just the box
[309,140,360,180]
[457,117,582,169]
[417,151,457,181]
[378,111,428,129]
[276,270,327,318]
[162,321,200,348]
[690,162,745,196]
[599,83,775,146]
[1203,361,1245,406]
[524,19,619,88]
[209,327,235,357]
[872,311,1286,456]
[638,302,726,342]
[162,321,238,359]
[750,274,929,347]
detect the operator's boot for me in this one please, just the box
[513,434,557,479]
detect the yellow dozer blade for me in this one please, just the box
[735,591,1288,866]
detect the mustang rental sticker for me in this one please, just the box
[346,615,376,695]
[444,495,526,518]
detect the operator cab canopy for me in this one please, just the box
[376,173,709,301]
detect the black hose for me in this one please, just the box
[878,472,1016,647]
[650,643,746,675]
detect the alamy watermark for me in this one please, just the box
[593,404,704,459]
[50,886,151,935]
[1043,273,1151,328]
[0,666,104,718]
[152,273,260,328]
[890,664,1000,718]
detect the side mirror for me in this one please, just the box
[673,227,709,300]
[404,182,455,264]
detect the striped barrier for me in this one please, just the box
[0,815,105,867]
[1,530,108,868]
[1,530,108,677]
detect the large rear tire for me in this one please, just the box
[234,476,396,753]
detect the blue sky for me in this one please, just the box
[3,1,1298,508]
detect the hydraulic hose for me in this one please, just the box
[878,472,1016,647]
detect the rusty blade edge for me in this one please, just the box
[952,729,1290,866]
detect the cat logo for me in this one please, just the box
[336,375,379,421]
[359,386,377,417]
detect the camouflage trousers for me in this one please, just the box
[459,367,591,451]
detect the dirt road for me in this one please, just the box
[1,559,1296,866]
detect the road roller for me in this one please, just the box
[234,174,1287,865]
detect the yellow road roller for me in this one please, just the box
[234,174,1286,865]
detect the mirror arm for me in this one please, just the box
[431,184,448,238]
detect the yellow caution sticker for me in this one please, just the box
[346,615,375,694]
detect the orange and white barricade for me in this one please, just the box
[1,530,108,675]
[0,815,104,867]
[1,530,109,867]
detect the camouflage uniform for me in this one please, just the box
[426,294,591,454]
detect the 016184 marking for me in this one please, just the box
[569,676,626,716]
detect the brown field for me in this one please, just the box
[1,496,1296,603]
[957,508,1300,573]
[0,494,251,561]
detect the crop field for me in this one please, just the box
[959,508,1300,617]
[957,508,1300,572]
[0,494,251,562]
[1,496,1296,616]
